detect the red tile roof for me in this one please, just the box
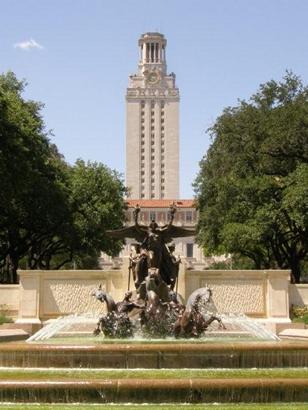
[126,199,196,208]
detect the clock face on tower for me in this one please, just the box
[146,70,160,85]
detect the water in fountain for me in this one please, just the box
[27,310,278,343]
[27,313,98,342]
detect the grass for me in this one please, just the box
[293,313,308,324]
[0,367,308,380]
[0,404,308,410]
[0,313,13,325]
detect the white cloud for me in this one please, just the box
[14,38,44,51]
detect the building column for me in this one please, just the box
[144,99,151,198]
[154,101,161,198]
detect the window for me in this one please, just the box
[151,148,155,153]
[186,243,194,258]
[151,111,154,116]
[141,170,145,175]
[186,211,193,223]
[161,126,164,131]
[151,140,155,145]
[151,126,154,131]
[150,212,156,221]
[141,155,145,160]
[141,193,145,198]
[141,140,145,145]
[141,148,145,153]
[151,155,155,160]
[151,178,155,183]
[141,178,145,183]
[161,149,165,153]
[161,178,165,183]
[151,118,154,123]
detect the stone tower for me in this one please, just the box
[126,33,179,199]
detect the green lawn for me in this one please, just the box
[0,404,308,410]
[0,367,308,380]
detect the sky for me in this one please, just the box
[1,0,308,198]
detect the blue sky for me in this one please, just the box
[1,0,308,197]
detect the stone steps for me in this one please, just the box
[1,341,308,368]
[0,341,308,404]
[0,378,307,403]
[0,329,29,342]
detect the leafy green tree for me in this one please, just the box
[195,72,308,282]
[67,159,126,263]
[0,72,126,282]
[24,159,126,271]
[0,71,71,282]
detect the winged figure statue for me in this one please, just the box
[107,203,196,290]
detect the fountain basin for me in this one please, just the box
[0,378,308,403]
[1,341,308,368]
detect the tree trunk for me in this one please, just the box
[289,249,301,283]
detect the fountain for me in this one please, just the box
[1,205,308,406]
[89,204,226,340]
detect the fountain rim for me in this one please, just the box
[1,341,308,352]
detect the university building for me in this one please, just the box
[126,32,179,200]
[101,32,209,268]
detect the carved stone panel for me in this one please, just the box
[43,279,106,317]
[200,279,266,316]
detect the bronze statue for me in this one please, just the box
[174,287,225,337]
[107,203,195,290]
[92,204,224,338]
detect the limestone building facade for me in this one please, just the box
[126,32,179,199]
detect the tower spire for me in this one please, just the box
[138,32,167,74]
[126,33,179,200]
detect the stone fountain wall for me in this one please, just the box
[7,264,292,325]
[185,269,290,321]
[15,269,124,324]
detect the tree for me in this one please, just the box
[67,159,126,265]
[0,71,126,282]
[0,72,71,282]
[195,72,308,282]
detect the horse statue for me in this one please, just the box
[174,286,225,338]
[92,283,223,339]
[91,204,224,338]
[91,285,140,337]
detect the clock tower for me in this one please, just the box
[126,33,179,199]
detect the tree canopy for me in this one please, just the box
[0,72,125,283]
[194,72,308,282]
